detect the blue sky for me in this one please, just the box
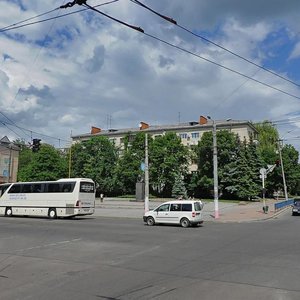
[260,27,300,80]
[0,0,300,149]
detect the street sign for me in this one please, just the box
[259,168,266,175]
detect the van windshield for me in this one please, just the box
[294,201,300,207]
[156,204,170,212]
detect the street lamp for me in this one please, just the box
[207,116,219,219]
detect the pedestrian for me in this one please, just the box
[100,193,104,203]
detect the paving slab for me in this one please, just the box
[94,198,290,222]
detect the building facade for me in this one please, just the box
[72,116,257,146]
[71,116,258,171]
[0,136,20,183]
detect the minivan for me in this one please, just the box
[292,198,300,216]
[143,200,204,227]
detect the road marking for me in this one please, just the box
[14,238,82,253]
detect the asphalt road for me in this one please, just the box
[0,210,299,300]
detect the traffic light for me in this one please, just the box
[32,139,41,152]
[275,159,280,167]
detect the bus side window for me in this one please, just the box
[22,184,32,193]
[47,183,61,193]
[32,184,42,193]
[62,184,72,193]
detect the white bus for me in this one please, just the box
[0,178,95,219]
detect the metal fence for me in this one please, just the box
[274,199,294,211]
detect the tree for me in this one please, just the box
[172,173,187,199]
[114,132,147,195]
[254,122,300,196]
[18,144,68,181]
[71,136,118,195]
[269,144,300,196]
[255,121,279,164]
[221,138,262,200]
[150,132,189,197]
[17,141,33,181]
[195,130,238,198]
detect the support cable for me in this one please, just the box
[0,0,119,33]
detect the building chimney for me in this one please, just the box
[199,116,208,125]
[91,126,101,134]
[139,122,149,130]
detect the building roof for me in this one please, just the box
[0,136,20,151]
[72,119,257,140]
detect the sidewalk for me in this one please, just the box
[94,198,290,223]
[211,199,287,222]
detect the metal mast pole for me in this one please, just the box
[144,133,149,212]
[278,140,288,200]
[213,120,219,218]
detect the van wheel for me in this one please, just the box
[48,208,57,219]
[180,218,190,228]
[146,217,155,226]
[5,207,12,217]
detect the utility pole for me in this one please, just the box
[260,168,267,211]
[68,146,72,178]
[7,145,12,183]
[212,120,219,219]
[207,116,219,218]
[278,140,288,200]
[144,133,149,212]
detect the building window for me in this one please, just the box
[153,134,162,139]
[179,133,188,139]
[191,132,199,139]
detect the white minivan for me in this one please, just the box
[143,200,204,228]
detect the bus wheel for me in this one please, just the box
[48,208,57,219]
[5,207,12,217]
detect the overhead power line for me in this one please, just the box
[79,2,143,33]
[129,0,300,89]
[69,1,300,101]
[0,120,24,139]
[2,0,300,101]
[0,7,60,31]
[143,32,300,100]
[0,111,31,139]
[0,120,69,143]
[0,0,119,33]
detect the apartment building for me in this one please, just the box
[72,115,258,156]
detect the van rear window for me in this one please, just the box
[194,202,202,211]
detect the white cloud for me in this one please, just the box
[289,42,300,60]
[0,0,300,150]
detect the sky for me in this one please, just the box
[1,0,300,150]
